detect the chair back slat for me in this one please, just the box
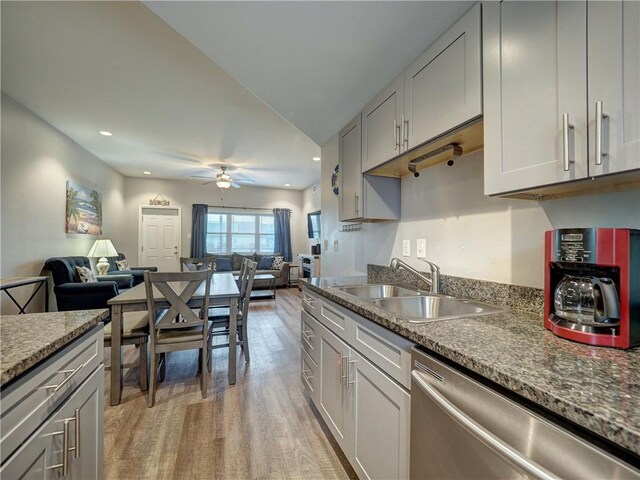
[180,256,214,272]
[238,260,258,312]
[144,271,211,333]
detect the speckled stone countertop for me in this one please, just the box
[302,276,640,456]
[0,309,107,387]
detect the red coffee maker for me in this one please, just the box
[544,228,640,349]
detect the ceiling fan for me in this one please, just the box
[190,165,255,189]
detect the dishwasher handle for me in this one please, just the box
[411,369,558,480]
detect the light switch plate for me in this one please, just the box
[323,239,329,250]
[417,239,426,258]
[333,240,339,252]
[402,240,411,257]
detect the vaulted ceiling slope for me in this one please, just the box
[1,1,321,189]
[144,1,474,146]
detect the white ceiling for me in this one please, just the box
[144,1,474,147]
[2,1,473,190]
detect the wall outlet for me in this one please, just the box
[417,238,426,258]
[323,239,329,251]
[333,239,339,252]
[402,240,411,257]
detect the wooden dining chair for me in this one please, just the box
[103,312,148,391]
[144,270,210,407]
[180,256,214,272]
[207,259,257,367]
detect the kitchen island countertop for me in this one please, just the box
[303,276,640,457]
[0,309,108,387]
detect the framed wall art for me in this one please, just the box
[65,180,103,235]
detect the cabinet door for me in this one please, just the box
[347,351,410,480]
[483,1,588,195]
[588,1,640,175]
[339,114,363,222]
[1,367,103,480]
[318,324,349,451]
[362,75,404,173]
[404,4,482,150]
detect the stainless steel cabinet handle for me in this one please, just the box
[403,116,409,149]
[354,194,359,216]
[394,120,401,150]
[301,368,314,382]
[74,409,80,458]
[347,358,356,388]
[562,113,575,172]
[301,329,314,342]
[595,100,609,165]
[411,370,557,480]
[43,363,84,392]
[341,354,348,385]
[45,421,70,474]
[337,353,343,383]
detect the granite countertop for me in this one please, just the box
[303,276,640,456]
[0,309,108,387]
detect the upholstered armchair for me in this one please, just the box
[44,256,133,312]
[106,253,157,286]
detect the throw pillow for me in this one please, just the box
[115,259,131,271]
[215,257,233,272]
[257,255,275,270]
[76,266,98,283]
[272,256,284,270]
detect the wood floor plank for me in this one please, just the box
[104,288,356,480]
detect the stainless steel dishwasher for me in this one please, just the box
[410,348,640,479]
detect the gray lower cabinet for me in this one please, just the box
[0,326,104,479]
[301,288,412,479]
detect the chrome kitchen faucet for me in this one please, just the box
[390,257,440,294]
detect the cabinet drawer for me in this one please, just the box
[317,300,349,341]
[1,325,103,464]
[302,288,320,319]
[301,310,320,363]
[352,317,413,390]
[301,347,319,404]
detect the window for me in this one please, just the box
[206,211,274,254]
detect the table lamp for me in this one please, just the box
[88,239,118,275]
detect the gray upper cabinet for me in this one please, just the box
[339,114,400,222]
[588,1,640,176]
[362,75,404,174]
[483,1,589,196]
[484,0,639,196]
[404,4,482,151]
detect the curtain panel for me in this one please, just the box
[190,204,208,257]
[273,208,292,262]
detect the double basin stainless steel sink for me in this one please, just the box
[333,284,503,323]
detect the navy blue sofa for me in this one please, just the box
[106,253,157,286]
[44,256,133,312]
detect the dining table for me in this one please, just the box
[107,272,240,406]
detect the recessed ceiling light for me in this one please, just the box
[99,131,112,136]
[312,157,321,162]
[284,183,291,187]
[143,171,151,175]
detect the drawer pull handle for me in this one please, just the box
[42,363,85,393]
[347,358,357,388]
[302,368,314,382]
[303,296,315,308]
[301,329,315,342]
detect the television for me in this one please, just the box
[307,210,321,239]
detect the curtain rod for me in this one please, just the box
[207,204,291,213]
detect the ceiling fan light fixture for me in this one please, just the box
[216,179,231,189]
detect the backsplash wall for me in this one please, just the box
[320,134,640,288]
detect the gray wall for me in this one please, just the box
[320,134,640,288]
[122,177,308,265]
[1,94,126,313]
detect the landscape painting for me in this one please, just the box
[65,180,103,235]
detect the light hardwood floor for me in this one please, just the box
[104,287,356,480]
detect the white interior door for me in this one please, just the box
[139,207,181,272]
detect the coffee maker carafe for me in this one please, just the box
[544,228,640,349]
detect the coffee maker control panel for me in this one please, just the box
[554,228,596,263]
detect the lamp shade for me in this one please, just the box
[87,239,118,258]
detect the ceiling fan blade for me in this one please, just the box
[231,182,242,189]
[190,174,215,180]
[202,180,215,186]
